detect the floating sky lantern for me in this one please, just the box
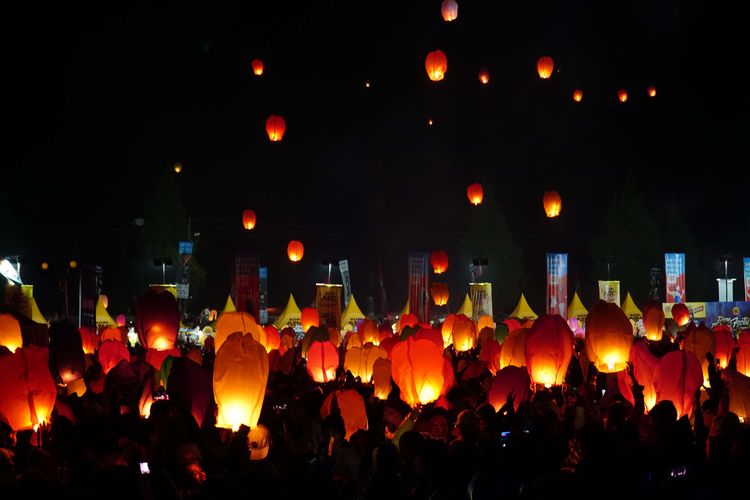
[648,86,656,97]
[543,191,562,218]
[537,56,554,79]
[617,89,628,103]
[242,209,257,230]
[425,50,448,81]
[525,315,573,387]
[478,69,489,84]
[642,301,665,341]
[573,89,583,102]
[452,314,477,352]
[430,250,449,274]
[251,59,264,76]
[431,282,449,307]
[301,308,320,333]
[467,183,484,205]
[671,303,691,327]
[441,0,458,22]
[266,115,286,142]
[287,240,304,262]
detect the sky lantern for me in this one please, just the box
[654,350,703,418]
[441,0,458,21]
[499,328,527,370]
[359,319,380,345]
[286,240,304,262]
[573,89,583,102]
[452,314,477,352]
[321,389,368,440]
[391,336,444,407]
[683,323,715,385]
[264,325,281,352]
[430,250,449,274]
[97,339,131,375]
[648,85,656,97]
[441,314,457,348]
[79,326,98,355]
[642,301,665,341]
[242,209,257,230]
[100,325,124,343]
[372,357,392,399]
[173,162,182,173]
[306,340,339,383]
[431,282,449,307]
[479,338,502,375]
[467,183,483,205]
[0,346,56,431]
[478,68,489,84]
[488,366,530,412]
[543,191,562,218]
[214,311,263,352]
[0,313,22,352]
[617,341,658,410]
[344,344,387,382]
[671,303,691,327]
[584,301,633,373]
[135,289,179,350]
[712,324,734,369]
[251,58,264,76]
[266,115,286,142]
[537,56,554,79]
[476,315,494,334]
[398,313,419,334]
[617,89,628,102]
[425,50,448,81]
[115,314,126,327]
[301,308,320,333]
[213,332,269,431]
[524,315,574,387]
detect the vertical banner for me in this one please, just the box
[259,267,268,324]
[80,264,102,329]
[546,253,568,317]
[469,283,493,322]
[664,253,686,303]
[339,259,351,307]
[316,284,342,328]
[744,258,750,302]
[176,241,193,304]
[233,252,260,318]
[408,252,430,322]
[378,260,388,319]
[598,280,620,305]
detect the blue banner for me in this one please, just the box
[705,301,750,335]
[664,253,686,303]
[744,258,750,302]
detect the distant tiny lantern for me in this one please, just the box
[537,56,554,79]
[365,81,371,88]
[242,209,257,230]
[671,303,690,327]
[425,50,448,81]
[441,0,458,22]
[467,183,484,205]
[648,86,656,97]
[428,118,434,126]
[41,262,49,270]
[287,240,304,262]
[430,250,449,274]
[478,69,490,85]
[251,59,264,76]
[573,89,583,102]
[543,191,562,218]
[173,162,183,173]
[69,260,78,269]
[617,89,628,103]
[266,115,286,142]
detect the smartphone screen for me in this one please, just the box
[139,462,150,475]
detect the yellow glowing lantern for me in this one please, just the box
[391,337,444,407]
[524,315,573,386]
[214,311,262,352]
[441,314,456,348]
[543,191,562,218]
[372,357,392,399]
[452,314,477,352]
[584,301,633,373]
[498,328,527,370]
[648,86,656,97]
[0,313,23,352]
[344,344,387,382]
[359,319,380,345]
[573,89,583,102]
[173,162,182,173]
[476,315,494,334]
[642,301,665,341]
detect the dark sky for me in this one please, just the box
[4,1,749,317]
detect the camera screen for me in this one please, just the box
[139,462,150,475]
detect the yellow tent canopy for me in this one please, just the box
[341,294,365,329]
[567,292,588,321]
[274,294,302,330]
[19,285,47,325]
[457,294,472,317]
[399,299,410,317]
[621,292,642,320]
[509,293,538,320]
[95,296,117,330]
[222,295,236,314]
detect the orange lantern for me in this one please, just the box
[266,115,286,142]
[573,89,583,102]
[214,332,269,431]
[736,345,750,378]
[242,209,257,230]
[537,56,554,79]
[97,339,131,375]
[425,50,448,81]
[441,0,458,22]
[264,325,281,352]
[359,319,380,345]
[0,313,23,352]
[525,315,573,386]
[477,327,495,347]
[441,314,457,348]
[79,327,98,355]
[215,311,265,352]
[478,69,489,85]
[430,250,449,274]
[616,341,658,410]
[452,314,477,352]
[441,353,455,397]
[372,357,392,399]
[0,346,56,431]
[617,89,628,103]
[584,301,633,373]
[287,240,304,262]
[683,323,715,385]
[712,325,734,369]
[321,389,368,440]
[398,313,419,334]
[251,58,264,76]
[135,289,179,350]
[145,347,181,371]
[476,315,494,334]
[488,366,530,412]
[301,308,320,333]
[642,301,665,341]
[100,325,124,344]
[413,327,444,352]
[306,340,339,383]
[479,338,502,375]
[344,344,387,382]
[671,303,691,327]
[654,350,703,418]
[648,86,656,97]
[431,282,449,307]
[391,337,444,407]
[543,191,562,218]
[48,320,86,386]
[173,162,182,174]
[466,183,484,205]
[499,328,528,370]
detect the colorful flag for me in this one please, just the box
[546,253,568,317]
[664,253,686,303]
[744,258,750,302]
[408,252,430,322]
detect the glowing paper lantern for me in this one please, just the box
[372,357,392,399]
[478,69,489,85]
[251,58,264,76]
[359,319,380,345]
[398,313,419,334]
[97,339,131,375]
[573,89,583,102]
[287,240,304,262]
[431,282,449,306]
[584,301,633,373]
[301,308,320,333]
[543,191,562,218]
[430,250,449,274]
[135,289,179,350]
[441,314,456,347]
[48,320,86,386]
[344,344,387,382]
[537,56,554,79]
[648,86,656,97]
[617,89,628,102]
[213,332,269,431]
[413,327,444,352]
[642,301,665,341]
[391,337,444,407]
[0,313,23,352]
[476,316,494,334]
[452,314,477,352]
[266,115,286,142]
[242,209,257,230]
[173,163,182,174]
[479,338,502,375]
[488,366,530,412]
[654,350,703,418]
[321,389,368,440]
[466,183,484,205]
[616,341,658,410]
[712,324,734,369]
[525,315,573,387]
[115,314,126,327]
[0,346,56,431]
[441,0,458,21]
[306,340,339,383]
[683,323,715,385]
[79,327,98,355]
[425,50,448,81]
[671,303,690,327]
[499,328,527,370]
[215,311,265,352]
[264,325,280,352]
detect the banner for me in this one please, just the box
[662,302,706,319]
[233,252,260,318]
[598,280,620,305]
[339,259,351,307]
[80,264,102,329]
[704,301,750,335]
[664,253,686,303]
[408,252,430,322]
[259,267,268,324]
[316,284,343,328]
[744,258,750,301]
[469,282,493,322]
[546,253,568,317]
[176,241,193,301]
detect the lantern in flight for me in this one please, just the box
[431,282,449,307]
[642,302,665,341]
[537,56,554,79]
[467,183,483,205]
[251,59,264,76]
[671,303,691,327]
[287,240,304,262]
[266,115,286,142]
[301,308,320,333]
[441,0,458,22]
[524,315,573,386]
[430,250,449,274]
[573,89,583,102]
[425,50,448,81]
[478,69,489,85]
[543,191,562,218]
[648,86,656,97]
[242,209,257,230]
[617,89,628,103]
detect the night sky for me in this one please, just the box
[4,1,749,318]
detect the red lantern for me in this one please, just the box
[391,337,444,407]
[467,183,484,205]
[616,341,658,410]
[79,326,98,355]
[617,89,628,103]
[0,314,22,353]
[537,56,554,79]
[266,115,286,142]
[98,339,131,375]
[452,314,477,352]
[306,340,339,383]
[398,313,419,334]
[441,0,458,22]
[573,89,583,102]
[648,86,656,97]
[737,345,750,378]
[671,303,691,327]
[642,301,665,341]
[251,59,264,76]
[525,315,573,386]
[430,250,449,274]
[242,209,257,230]
[425,50,448,81]
[321,389,368,440]
[431,282,449,307]
[301,308,320,333]
[287,240,304,262]
[0,346,56,431]
[543,191,562,218]
[479,339,502,375]
[264,325,281,352]
[712,324,734,369]
[489,366,530,412]
[478,69,489,85]
[654,350,703,418]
